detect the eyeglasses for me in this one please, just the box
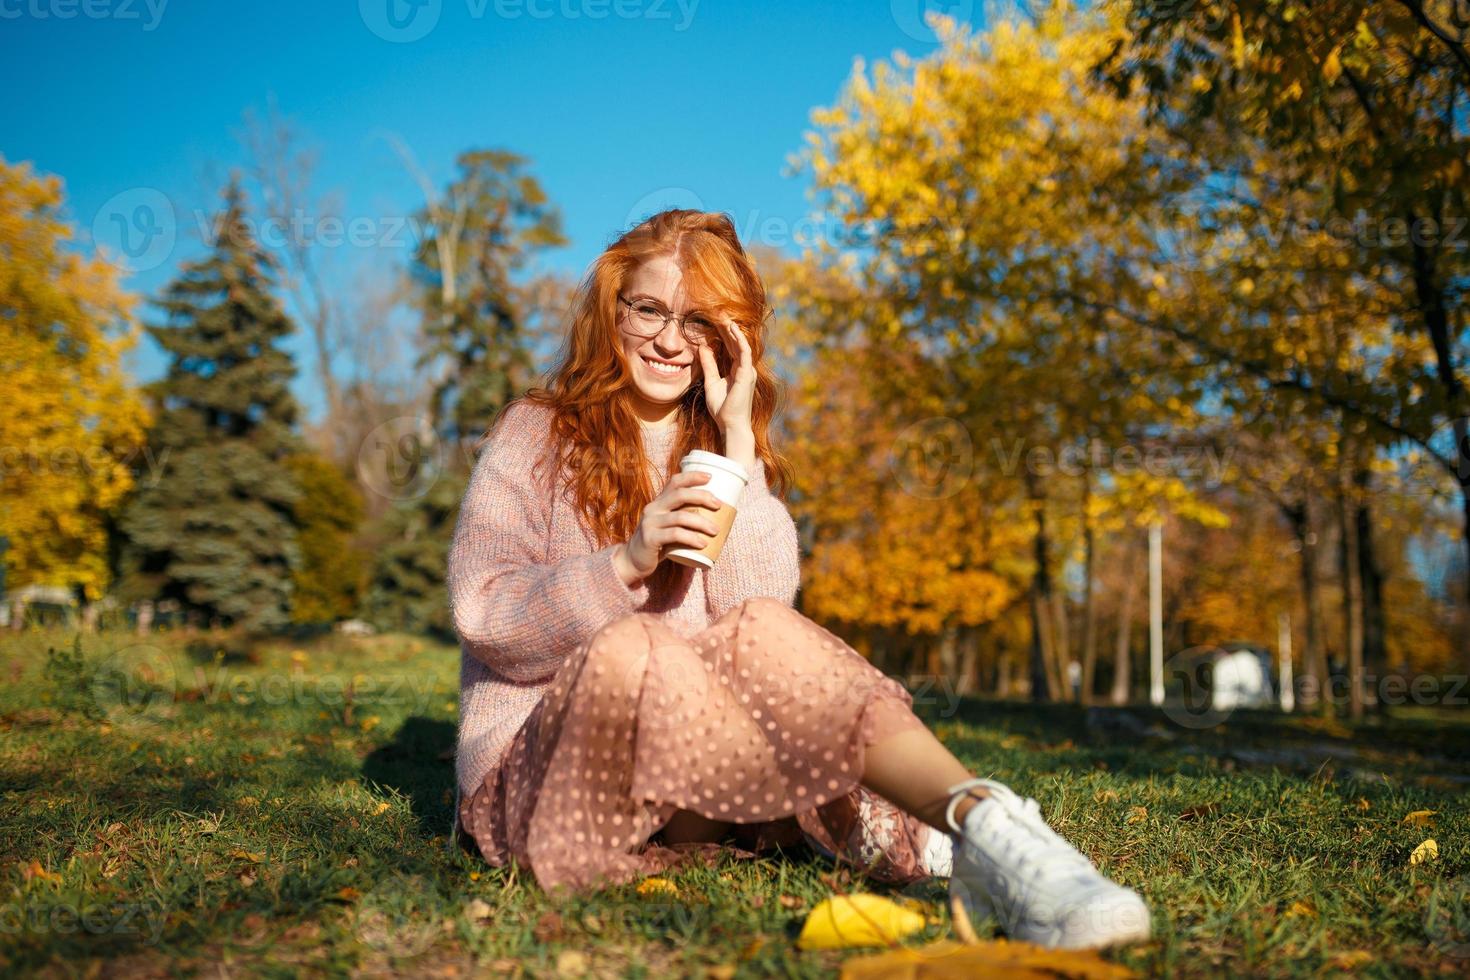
[618,294,717,346]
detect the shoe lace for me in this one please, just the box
[946,778,1094,880]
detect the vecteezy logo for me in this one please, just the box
[619,642,714,733]
[352,871,441,957]
[356,417,443,501]
[91,188,176,273]
[889,417,973,500]
[891,0,974,43]
[1160,645,1235,731]
[1425,876,1470,959]
[89,643,181,728]
[359,0,441,42]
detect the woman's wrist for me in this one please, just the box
[721,426,757,475]
[611,542,644,589]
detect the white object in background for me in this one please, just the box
[1277,612,1295,713]
[1212,649,1272,711]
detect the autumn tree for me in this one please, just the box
[1102,0,1470,605]
[283,452,367,623]
[0,158,150,610]
[793,5,1230,699]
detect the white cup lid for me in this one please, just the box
[680,449,750,483]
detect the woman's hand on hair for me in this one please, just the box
[697,314,756,439]
[615,470,727,583]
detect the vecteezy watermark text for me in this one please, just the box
[0,0,167,30]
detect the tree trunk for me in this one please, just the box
[1111,538,1138,706]
[1080,491,1099,705]
[1050,588,1073,700]
[957,625,980,694]
[1283,496,1330,714]
[1353,465,1387,691]
[1406,234,1470,605]
[1025,471,1061,701]
[1337,455,1365,723]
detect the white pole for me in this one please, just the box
[1277,611,1295,713]
[1149,519,1164,707]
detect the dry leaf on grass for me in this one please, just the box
[21,860,61,883]
[1409,839,1438,866]
[555,949,588,977]
[796,894,927,950]
[1401,810,1436,828]
[637,877,679,898]
[1327,950,1374,970]
[838,938,1135,979]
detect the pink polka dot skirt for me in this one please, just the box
[458,596,944,895]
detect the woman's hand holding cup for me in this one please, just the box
[614,471,726,585]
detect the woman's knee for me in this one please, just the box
[577,613,661,696]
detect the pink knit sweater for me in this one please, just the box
[449,398,802,817]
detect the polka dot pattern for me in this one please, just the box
[458,596,938,893]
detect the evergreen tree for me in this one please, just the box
[363,476,460,637]
[363,150,562,634]
[119,180,303,631]
[411,149,565,445]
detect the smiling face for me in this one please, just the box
[618,254,709,425]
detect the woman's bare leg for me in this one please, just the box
[658,722,981,844]
[862,726,987,833]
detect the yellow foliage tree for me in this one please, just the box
[0,158,150,602]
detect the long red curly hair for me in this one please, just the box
[487,208,793,563]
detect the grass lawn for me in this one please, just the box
[1,628,1467,977]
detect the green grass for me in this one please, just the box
[1,629,1467,977]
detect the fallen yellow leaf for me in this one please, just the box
[1093,789,1120,804]
[1328,950,1374,970]
[1409,839,1438,866]
[637,877,679,898]
[1126,806,1148,825]
[838,937,1135,978]
[797,894,927,950]
[372,802,391,816]
[1401,810,1436,827]
[556,949,588,977]
[229,849,265,863]
[22,860,62,883]
[1286,900,1316,919]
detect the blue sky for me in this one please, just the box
[1,0,983,419]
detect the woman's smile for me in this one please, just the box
[641,352,690,378]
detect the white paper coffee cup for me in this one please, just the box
[662,450,749,569]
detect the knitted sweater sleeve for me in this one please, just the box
[447,401,652,683]
[703,456,802,618]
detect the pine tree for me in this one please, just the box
[362,149,561,635]
[119,180,303,631]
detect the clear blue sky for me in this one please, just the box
[1,0,982,419]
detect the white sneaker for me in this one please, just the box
[944,777,1152,950]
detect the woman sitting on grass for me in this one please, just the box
[448,207,1151,950]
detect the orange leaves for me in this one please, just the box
[838,937,1135,979]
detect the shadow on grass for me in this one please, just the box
[361,716,457,837]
